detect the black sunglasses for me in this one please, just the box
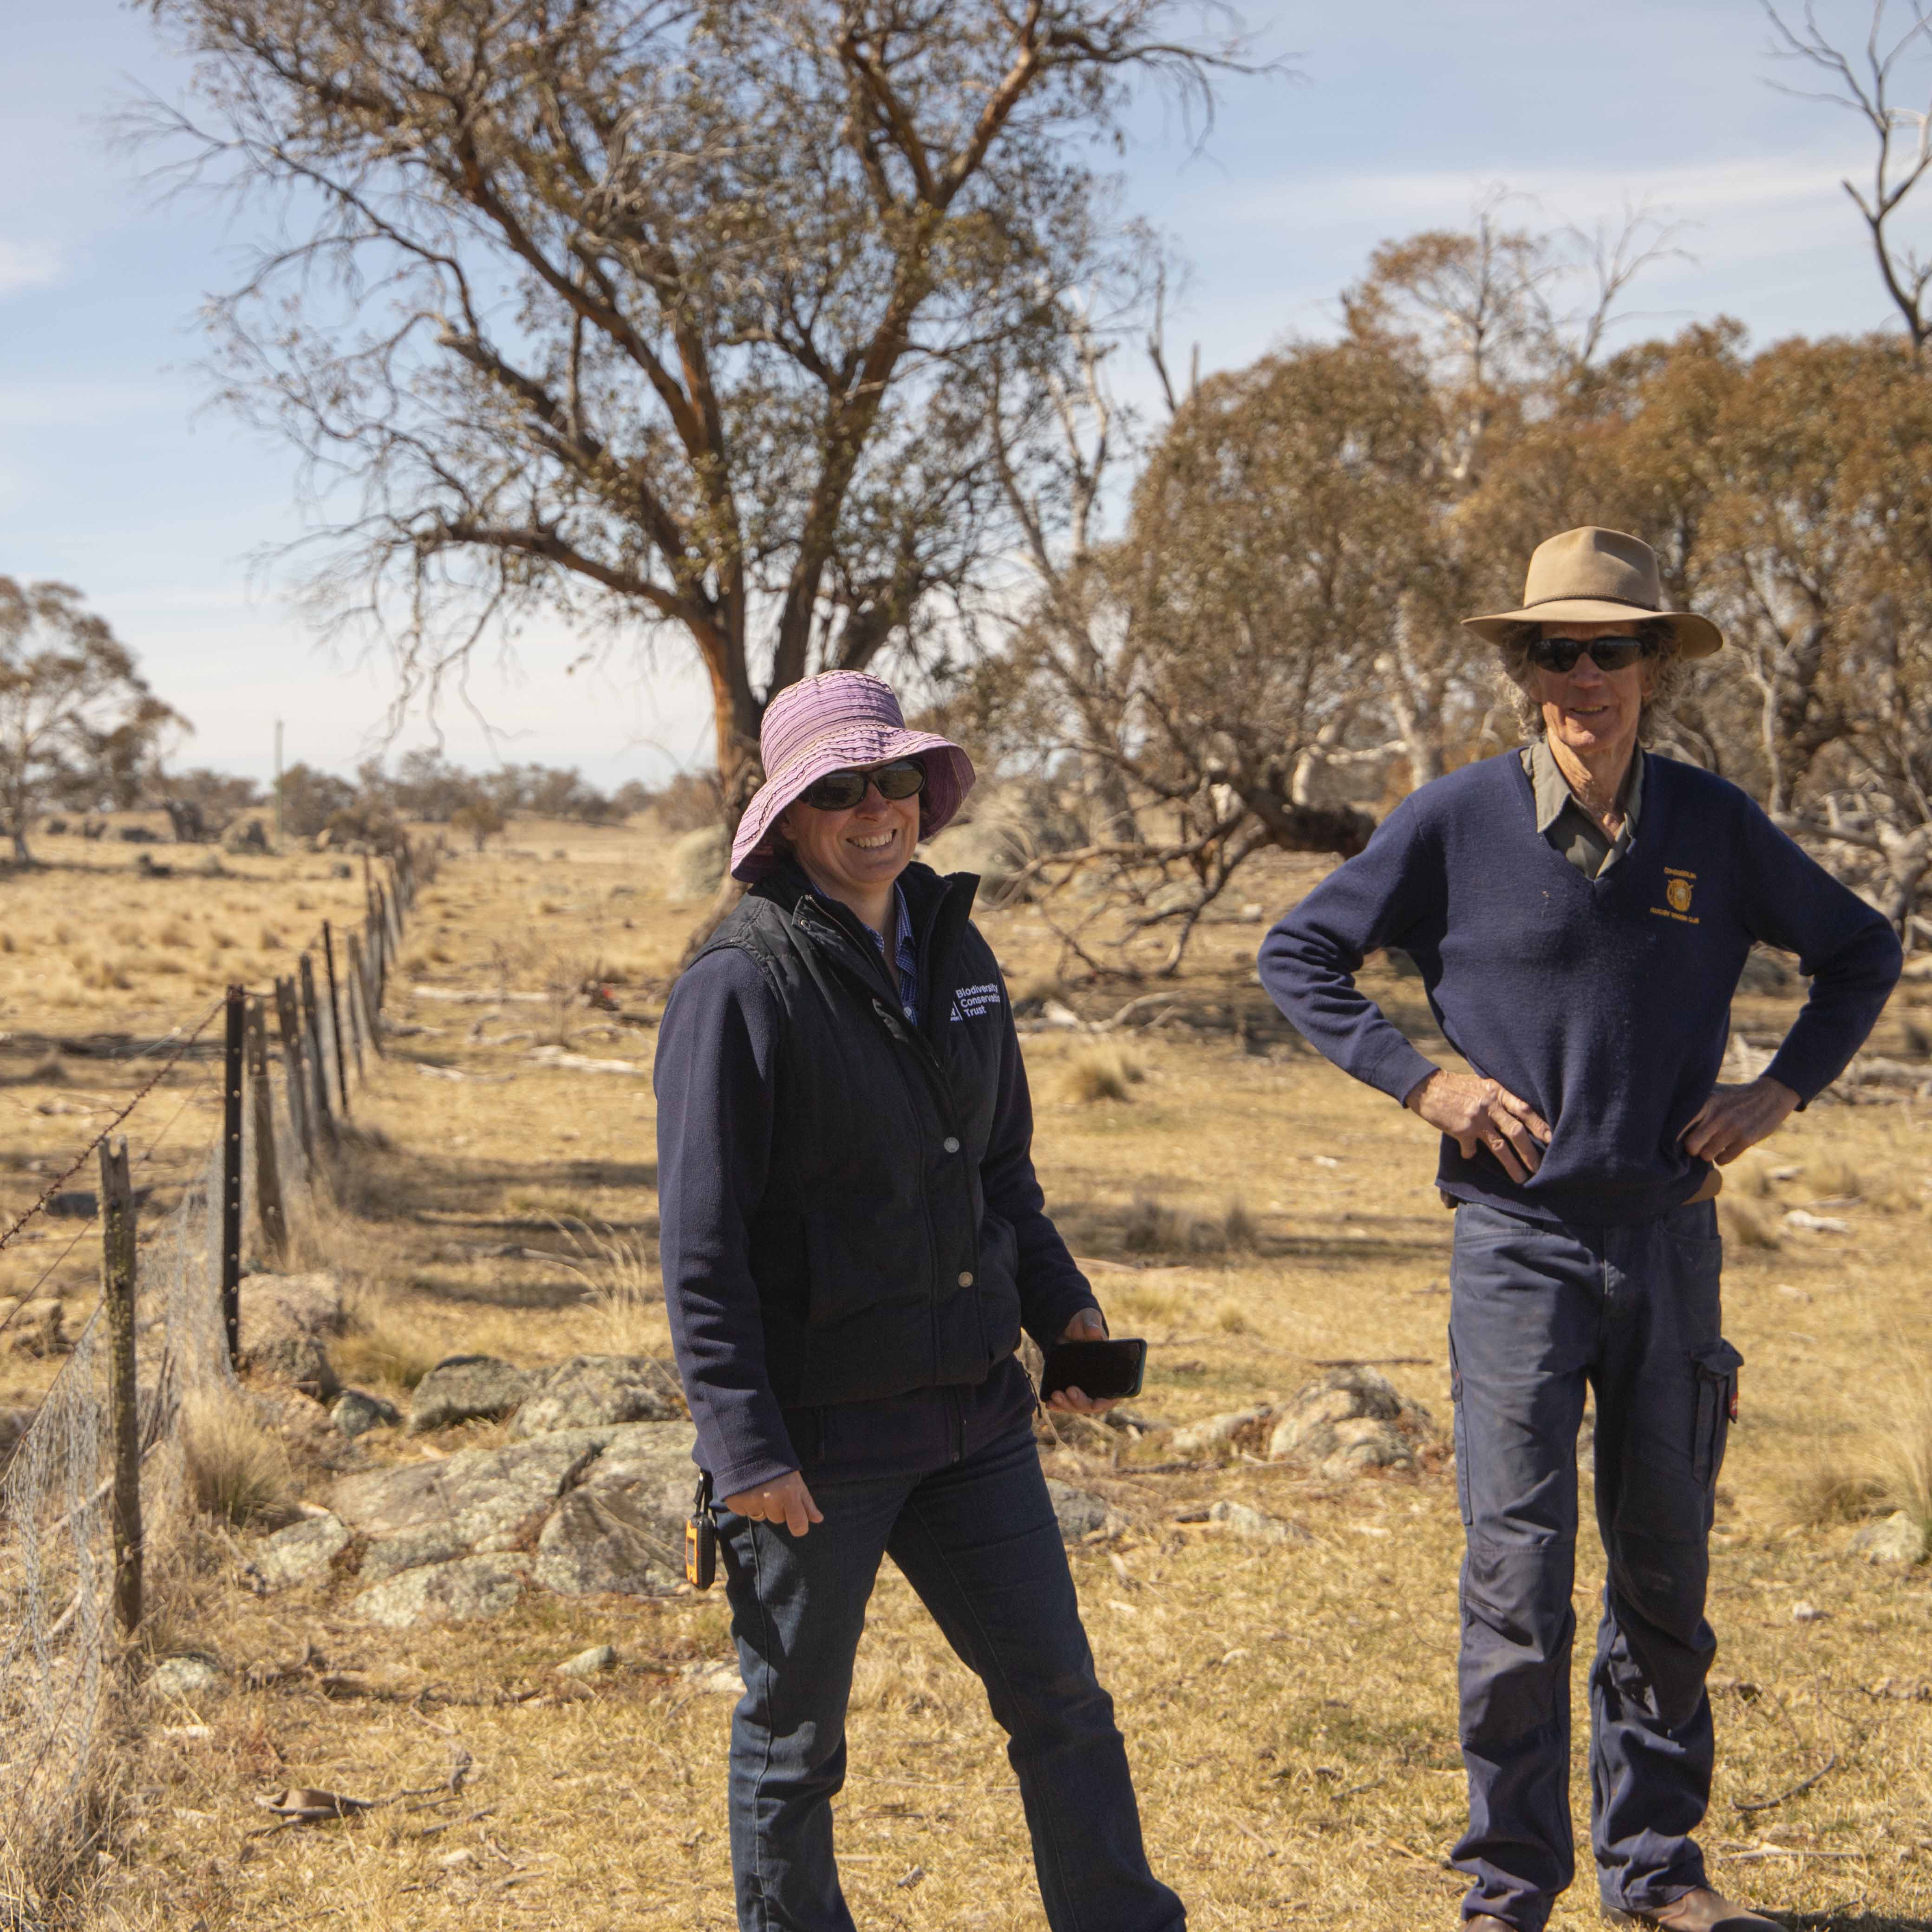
[796,758,927,812]
[1530,635,1657,674]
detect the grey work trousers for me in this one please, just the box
[1447,1197,1742,1931]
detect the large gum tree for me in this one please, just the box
[137,0,1260,928]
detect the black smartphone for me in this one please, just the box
[1040,1337,1147,1402]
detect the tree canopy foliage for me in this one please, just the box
[139,0,1259,846]
[0,580,184,864]
[973,203,1932,969]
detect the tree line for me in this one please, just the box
[0,582,702,861]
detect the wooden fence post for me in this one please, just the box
[298,953,336,1147]
[220,986,245,1368]
[99,1138,142,1635]
[274,976,313,1169]
[347,929,381,1060]
[245,997,288,1265]
[322,921,351,1116]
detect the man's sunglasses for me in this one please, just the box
[796,758,928,812]
[1530,635,1658,674]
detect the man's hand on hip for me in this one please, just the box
[1680,1076,1800,1166]
[1405,1068,1551,1183]
[724,1470,823,1537]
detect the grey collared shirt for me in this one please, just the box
[1520,738,1644,879]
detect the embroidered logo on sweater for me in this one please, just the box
[1653,868,1699,925]
[951,981,1003,1022]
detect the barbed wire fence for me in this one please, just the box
[0,840,433,1924]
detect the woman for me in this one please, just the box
[654,670,1185,1932]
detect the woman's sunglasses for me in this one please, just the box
[1530,635,1657,674]
[796,758,927,812]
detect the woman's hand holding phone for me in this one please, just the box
[1047,1306,1122,1415]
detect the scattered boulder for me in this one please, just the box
[1266,1368,1432,1478]
[663,825,729,902]
[1207,1500,1311,1546]
[408,1354,535,1432]
[681,1658,741,1696]
[331,1388,401,1438]
[352,1553,527,1630]
[239,1272,345,1402]
[1850,1511,1929,1567]
[4,1299,65,1358]
[248,1512,351,1591]
[1045,1479,1112,1544]
[535,1488,684,1597]
[149,1657,222,1700]
[558,1643,618,1680]
[1169,1406,1277,1461]
[509,1355,680,1438]
[332,1431,606,1547]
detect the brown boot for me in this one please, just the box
[1603,1887,1780,1930]
[1467,1919,1519,1931]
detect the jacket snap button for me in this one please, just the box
[942,1136,960,1154]
[957,1270,974,1287]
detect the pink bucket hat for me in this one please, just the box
[730,670,976,882]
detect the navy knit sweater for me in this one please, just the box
[1258,750,1902,1226]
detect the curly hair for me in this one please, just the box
[1493,617,1684,744]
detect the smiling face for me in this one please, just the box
[1535,620,1657,768]
[777,762,921,912]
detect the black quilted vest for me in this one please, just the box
[692,860,1022,1408]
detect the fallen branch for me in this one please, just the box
[1731,1752,1838,1815]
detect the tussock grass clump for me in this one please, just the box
[550,1217,667,1357]
[1730,1155,1779,1199]
[1806,1155,1863,1201]
[1064,1045,1143,1104]
[1883,1358,1932,1535]
[333,1307,445,1392]
[1222,1197,1259,1250]
[1718,1198,1781,1249]
[1779,1455,1886,1529]
[181,1396,295,1528]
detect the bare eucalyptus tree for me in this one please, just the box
[135,0,1262,923]
[1763,0,1932,355]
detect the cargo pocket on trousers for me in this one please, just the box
[1449,1331,1472,1526]
[1690,1338,1744,1490]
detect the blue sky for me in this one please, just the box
[1,0,1921,787]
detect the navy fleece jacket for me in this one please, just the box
[1259,750,1902,1226]
[655,927,1097,1498]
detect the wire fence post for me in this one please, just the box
[298,953,337,1149]
[245,996,288,1265]
[322,920,351,1116]
[274,975,313,1170]
[221,985,245,1367]
[347,929,380,1061]
[99,1137,142,1636]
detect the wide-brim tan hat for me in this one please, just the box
[1463,525,1723,659]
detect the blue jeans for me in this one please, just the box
[1448,1199,1741,1930]
[717,1423,1184,1932]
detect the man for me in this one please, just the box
[1257,528,1902,1932]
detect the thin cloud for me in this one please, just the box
[0,238,63,299]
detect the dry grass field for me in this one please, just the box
[5,817,1932,1931]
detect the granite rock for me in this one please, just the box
[249,1512,351,1590]
[407,1354,534,1432]
[509,1356,680,1438]
[352,1553,528,1629]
